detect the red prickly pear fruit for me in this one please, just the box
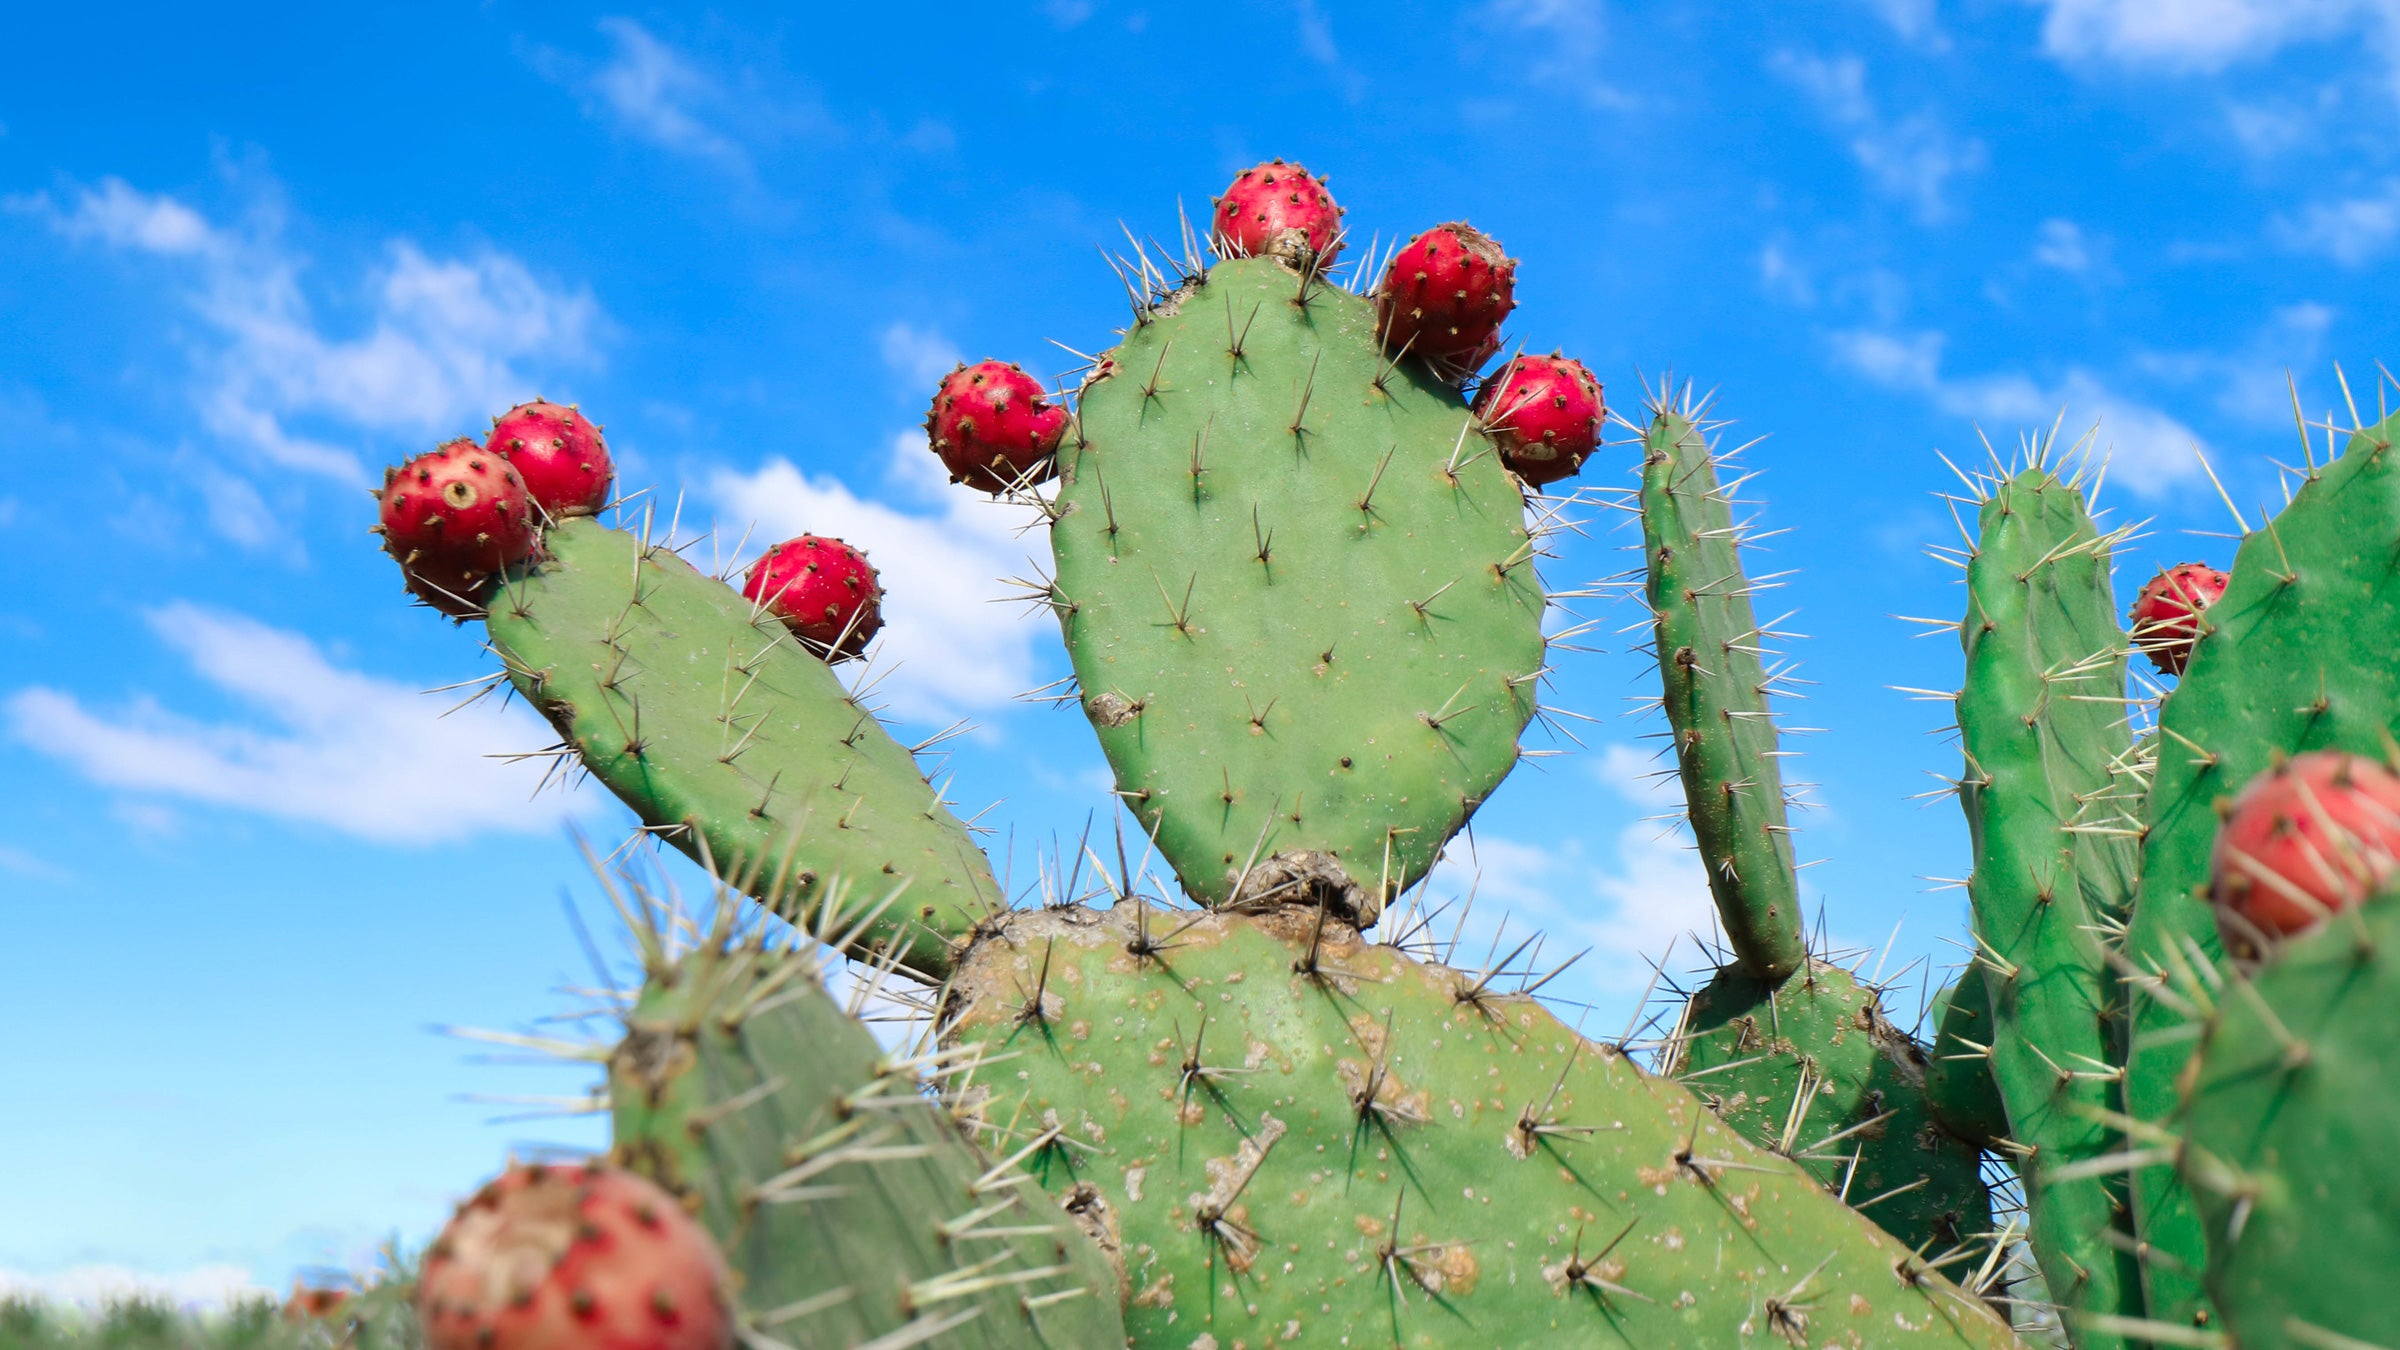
[1211,159,1344,265]
[376,439,538,614]
[282,1285,352,1323]
[2128,561,2228,676]
[742,534,883,659]
[925,360,1069,493]
[417,1161,733,1350]
[1374,222,1517,379]
[1473,353,1605,487]
[2210,750,2400,945]
[487,400,613,520]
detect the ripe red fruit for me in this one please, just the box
[925,361,1070,493]
[2128,562,2228,676]
[376,439,539,616]
[2211,751,2400,943]
[1473,354,1605,486]
[487,400,613,520]
[1211,159,1343,264]
[743,535,883,659]
[1374,223,1517,379]
[417,1161,732,1350]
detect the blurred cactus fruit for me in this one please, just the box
[281,1283,352,1322]
[376,438,538,615]
[1374,221,1516,377]
[742,534,882,659]
[924,359,1068,493]
[2211,750,2400,944]
[2129,560,2228,675]
[418,1161,733,1350]
[1211,158,1343,264]
[1474,352,1604,486]
[488,400,612,520]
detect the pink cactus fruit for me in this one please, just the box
[376,438,539,616]
[2210,750,2400,943]
[416,1161,733,1350]
[1374,222,1517,378]
[1211,159,1344,264]
[742,534,884,659]
[925,360,1069,493]
[2128,561,2228,676]
[487,400,613,520]
[1473,353,1605,486]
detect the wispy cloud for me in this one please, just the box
[586,18,747,168]
[1861,0,1950,49]
[1294,0,1368,102]
[2029,0,2384,73]
[2033,217,2113,276]
[528,19,838,177]
[7,605,593,842]
[877,322,964,390]
[1770,51,1986,222]
[1418,744,1717,1001]
[2274,179,2400,265]
[1827,327,2206,494]
[8,175,601,510]
[1480,0,1632,109]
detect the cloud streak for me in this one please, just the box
[7,605,594,843]
[1770,51,1986,222]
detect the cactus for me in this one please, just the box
[1050,253,1545,923]
[2171,883,2400,1349]
[340,155,2400,1350]
[484,516,1001,979]
[2118,407,2400,1330]
[944,902,2021,1348]
[605,863,1128,1348]
[1952,458,2146,1344]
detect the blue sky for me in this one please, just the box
[5,0,2398,1305]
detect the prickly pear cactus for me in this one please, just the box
[2173,886,2400,1350]
[486,517,1001,979]
[2118,408,2400,1330]
[607,874,1127,1348]
[1953,459,2145,1345]
[1051,254,1545,923]
[946,902,2021,1348]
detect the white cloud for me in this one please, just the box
[7,605,594,843]
[706,433,1052,723]
[1481,0,1631,109]
[1828,327,2206,495]
[878,322,964,390]
[2030,0,2384,73]
[586,18,747,169]
[0,1264,269,1309]
[1758,240,1817,306]
[1769,51,1986,222]
[1862,0,1950,49]
[1416,744,1716,1000]
[2274,179,2400,265]
[2135,303,2335,425]
[2033,218,2102,274]
[12,176,602,503]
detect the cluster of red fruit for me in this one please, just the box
[913,161,1610,497]
[374,402,615,616]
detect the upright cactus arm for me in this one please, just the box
[1639,392,1808,982]
[2121,408,2400,1329]
[607,873,1128,1349]
[484,516,1002,980]
[1953,461,2145,1345]
[1923,968,2011,1150]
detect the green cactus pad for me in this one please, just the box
[2121,409,2400,1328]
[1639,395,1808,981]
[2176,890,2400,1350]
[943,905,2024,1349]
[1955,463,2146,1343]
[1671,961,1994,1261]
[485,517,1000,979]
[1050,256,1545,923]
[1923,970,2011,1151]
[609,892,1127,1348]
